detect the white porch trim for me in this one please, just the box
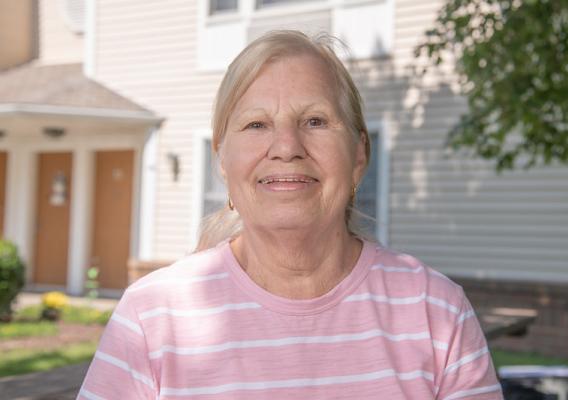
[0,104,164,125]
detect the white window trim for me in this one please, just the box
[197,0,393,71]
[205,0,386,22]
[366,119,391,246]
[189,129,214,250]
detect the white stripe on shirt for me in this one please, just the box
[139,302,262,320]
[78,388,106,400]
[148,328,433,359]
[111,313,143,336]
[442,383,502,400]
[128,272,229,293]
[444,347,490,375]
[371,264,424,273]
[344,292,460,314]
[95,351,155,389]
[160,368,435,396]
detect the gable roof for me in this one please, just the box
[0,63,153,113]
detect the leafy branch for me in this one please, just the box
[415,0,568,171]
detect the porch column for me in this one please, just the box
[137,128,157,260]
[4,145,35,280]
[67,147,94,295]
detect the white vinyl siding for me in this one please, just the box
[95,0,217,257]
[38,0,84,64]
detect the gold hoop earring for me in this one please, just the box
[228,196,234,211]
[350,185,357,205]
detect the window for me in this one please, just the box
[203,139,228,216]
[355,131,379,219]
[61,0,85,34]
[256,0,316,8]
[210,0,239,15]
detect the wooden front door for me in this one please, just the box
[91,150,134,289]
[34,152,72,285]
[0,152,6,237]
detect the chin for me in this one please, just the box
[253,210,317,231]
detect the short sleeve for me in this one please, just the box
[77,292,158,399]
[436,290,504,400]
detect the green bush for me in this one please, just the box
[0,240,25,322]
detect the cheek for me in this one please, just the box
[222,139,264,185]
[313,137,357,175]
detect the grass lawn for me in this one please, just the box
[0,303,111,377]
[0,341,97,377]
[0,320,58,340]
[492,349,568,370]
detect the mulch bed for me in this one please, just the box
[0,322,105,352]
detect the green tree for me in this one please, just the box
[415,0,568,171]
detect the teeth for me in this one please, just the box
[260,177,313,184]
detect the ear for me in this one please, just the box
[352,131,368,185]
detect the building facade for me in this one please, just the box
[1,0,567,355]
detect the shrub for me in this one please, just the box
[0,240,26,322]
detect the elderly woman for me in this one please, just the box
[79,31,502,400]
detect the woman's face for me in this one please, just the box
[220,54,367,233]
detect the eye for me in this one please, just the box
[306,117,326,128]
[244,121,265,130]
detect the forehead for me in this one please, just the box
[232,54,337,113]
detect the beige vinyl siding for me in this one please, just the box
[38,0,84,64]
[0,0,35,70]
[95,0,222,258]
[94,0,568,282]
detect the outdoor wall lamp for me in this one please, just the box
[167,152,181,182]
[0,130,5,139]
[43,127,66,139]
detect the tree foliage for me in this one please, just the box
[415,0,568,171]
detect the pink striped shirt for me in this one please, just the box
[79,240,503,399]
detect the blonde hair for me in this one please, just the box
[195,30,374,252]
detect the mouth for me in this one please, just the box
[258,175,318,184]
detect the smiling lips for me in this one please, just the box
[258,175,317,184]
[258,175,318,191]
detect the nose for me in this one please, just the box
[267,122,307,162]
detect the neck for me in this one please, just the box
[230,223,362,300]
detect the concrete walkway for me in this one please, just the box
[1,292,118,399]
[0,362,90,400]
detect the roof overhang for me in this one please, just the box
[0,103,164,127]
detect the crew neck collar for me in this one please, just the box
[220,239,375,316]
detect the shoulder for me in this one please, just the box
[120,243,231,307]
[365,242,467,309]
